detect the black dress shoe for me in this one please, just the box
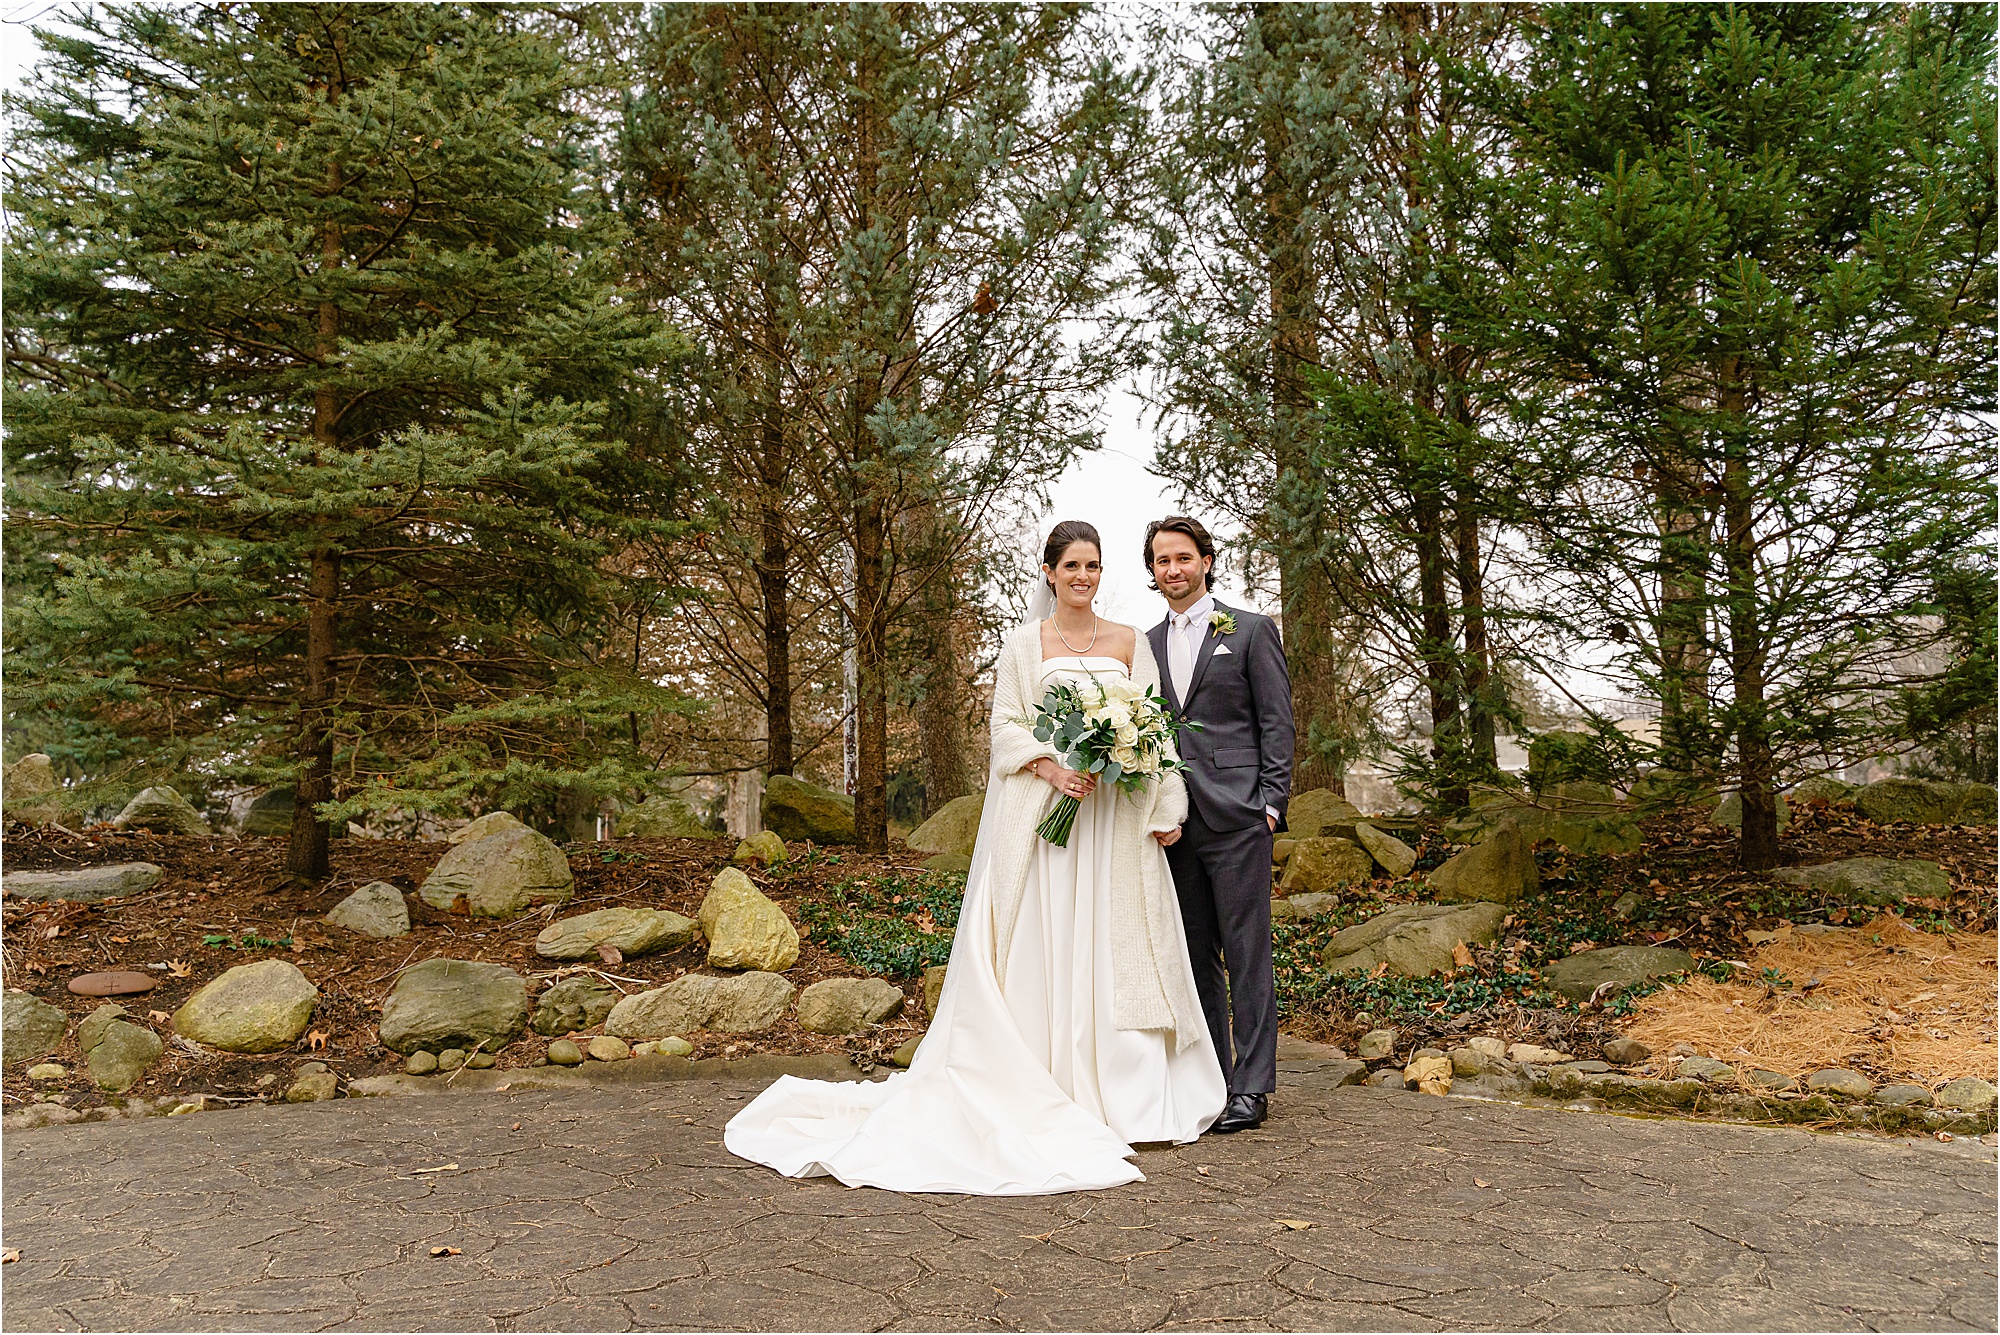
[1211,1092,1267,1134]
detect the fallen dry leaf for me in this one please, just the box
[1474,1178,1492,1188]
[428,1246,461,1258]
[1,1248,18,1264]
[1451,941,1475,970]
[307,1029,330,1051]
[1276,1219,1314,1231]
[596,943,623,966]
[1195,1165,1211,1177]
[165,960,191,978]
[148,1010,172,1025]
[409,1164,459,1175]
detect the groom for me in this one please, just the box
[1145,516,1295,1134]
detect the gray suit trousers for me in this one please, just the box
[1166,807,1277,1096]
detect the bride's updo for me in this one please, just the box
[1042,520,1102,594]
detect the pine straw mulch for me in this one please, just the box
[0,824,931,1114]
[1624,912,1998,1088]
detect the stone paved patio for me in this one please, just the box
[3,1058,1994,1332]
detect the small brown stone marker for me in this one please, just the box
[67,970,157,997]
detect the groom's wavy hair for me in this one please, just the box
[1143,515,1216,592]
[1042,520,1103,593]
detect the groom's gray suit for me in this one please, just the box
[1150,601,1295,1097]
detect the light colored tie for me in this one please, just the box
[1169,612,1195,701]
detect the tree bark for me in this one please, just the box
[1654,436,1713,776]
[755,391,794,777]
[851,494,890,851]
[1454,487,1497,775]
[1718,365,1777,869]
[1260,2,1344,797]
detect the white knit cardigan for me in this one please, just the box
[977,621,1206,1052]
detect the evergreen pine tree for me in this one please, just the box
[4,3,680,876]
[1490,4,1995,866]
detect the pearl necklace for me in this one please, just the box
[1052,613,1100,654]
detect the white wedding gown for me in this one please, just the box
[725,654,1226,1194]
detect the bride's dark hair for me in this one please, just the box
[1041,520,1102,593]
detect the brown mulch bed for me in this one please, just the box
[0,826,933,1113]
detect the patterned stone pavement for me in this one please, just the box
[3,1057,1994,1332]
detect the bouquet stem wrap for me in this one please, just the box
[1036,793,1083,847]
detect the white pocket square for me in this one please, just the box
[1212,644,1232,656]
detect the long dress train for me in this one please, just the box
[724,654,1225,1195]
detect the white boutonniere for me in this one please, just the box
[1209,610,1237,636]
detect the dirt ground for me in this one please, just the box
[0,828,932,1111]
[3,799,1994,1114]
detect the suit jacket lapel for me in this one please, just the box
[1148,619,1180,714]
[1182,603,1227,707]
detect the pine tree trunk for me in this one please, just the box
[1719,368,1778,869]
[1454,492,1497,775]
[916,603,973,811]
[1414,491,1467,812]
[756,396,794,777]
[852,495,890,851]
[1655,449,1712,776]
[287,197,342,882]
[286,543,339,880]
[1261,10,1342,797]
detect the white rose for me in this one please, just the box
[1111,744,1140,771]
[1115,721,1139,747]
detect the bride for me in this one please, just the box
[725,520,1227,1194]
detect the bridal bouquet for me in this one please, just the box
[1025,676,1193,847]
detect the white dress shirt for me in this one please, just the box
[1167,593,1278,826]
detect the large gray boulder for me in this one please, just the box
[698,868,799,972]
[1428,821,1538,905]
[378,959,529,1054]
[2,862,163,904]
[796,978,906,1035]
[3,990,68,1066]
[1711,790,1791,833]
[1278,837,1374,895]
[240,787,295,836]
[906,793,983,857]
[1352,822,1417,878]
[1448,788,1642,855]
[112,785,212,836]
[1770,857,1950,906]
[447,810,531,844]
[1627,768,1721,810]
[1789,775,1861,807]
[172,959,319,1053]
[613,798,717,839]
[1286,789,1363,840]
[1321,902,1508,978]
[1527,731,1601,789]
[529,975,620,1036]
[535,907,696,961]
[1857,778,1998,826]
[78,1004,162,1092]
[325,882,410,939]
[605,971,796,1038]
[418,823,573,917]
[761,775,855,845]
[1539,945,1697,1002]
[3,754,61,825]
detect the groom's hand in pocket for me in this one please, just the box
[1153,826,1182,847]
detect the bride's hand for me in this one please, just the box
[1153,826,1182,847]
[1030,759,1096,799]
